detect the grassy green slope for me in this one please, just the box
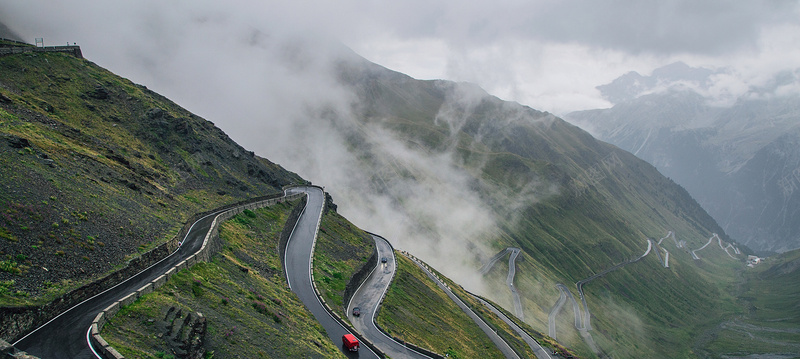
[0,51,302,305]
[312,207,375,312]
[377,254,505,359]
[335,58,744,357]
[432,258,565,359]
[102,202,345,358]
[699,249,800,357]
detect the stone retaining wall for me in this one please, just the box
[304,193,388,359]
[278,195,308,281]
[342,245,378,312]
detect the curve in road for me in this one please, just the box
[13,198,247,358]
[347,234,432,359]
[691,234,716,260]
[283,186,380,359]
[480,248,524,320]
[472,295,553,359]
[549,238,657,353]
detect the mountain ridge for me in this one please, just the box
[567,62,800,253]
[325,52,744,357]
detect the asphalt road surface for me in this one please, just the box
[480,248,524,320]
[549,239,658,355]
[347,234,432,359]
[473,296,553,359]
[548,284,568,339]
[404,253,521,359]
[506,248,524,321]
[283,186,379,359]
[14,206,228,358]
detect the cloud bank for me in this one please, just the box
[4,0,800,115]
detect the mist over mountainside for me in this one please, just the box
[0,25,22,42]
[566,63,800,254]
[319,53,746,357]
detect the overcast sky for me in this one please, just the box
[4,0,800,115]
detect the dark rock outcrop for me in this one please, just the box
[158,307,206,359]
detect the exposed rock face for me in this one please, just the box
[87,85,109,100]
[324,192,337,213]
[157,307,207,359]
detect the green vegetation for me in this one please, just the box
[376,254,505,359]
[337,67,746,357]
[0,51,301,306]
[699,249,800,357]
[312,209,374,310]
[102,202,345,358]
[431,262,570,358]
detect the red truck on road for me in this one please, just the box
[342,333,359,352]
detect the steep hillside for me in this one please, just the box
[566,63,800,254]
[101,203,348,359]
[327,55,744,357]
[0,50,302,305]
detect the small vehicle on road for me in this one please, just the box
[352,307,360,317]
[342,333,359,352]
[381,257,388,263]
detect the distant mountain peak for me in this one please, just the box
[598,62,718,104]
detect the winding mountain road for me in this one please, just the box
[404,252,522,359]
[472,295,553,359]
[13,202,235,358]
[550,239,656,343]
[14,184,554,359]
[283,186,380,359]
[691,234,716,259]
[347,235,432,359]
[480,248,524,320]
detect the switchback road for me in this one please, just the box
[347,235,431,359]
[284,186,380,359]
[404,253,521,359]
[550,238,656,351]
[480,248,524,320]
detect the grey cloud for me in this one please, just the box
[368,0,800,55]
[535,0,798,54]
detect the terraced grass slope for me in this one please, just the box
[330,55,747,357]
[101,202,346,358]
[0,51,302,306]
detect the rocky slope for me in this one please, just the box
[566,62,800,254]
[0,49,302,305]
